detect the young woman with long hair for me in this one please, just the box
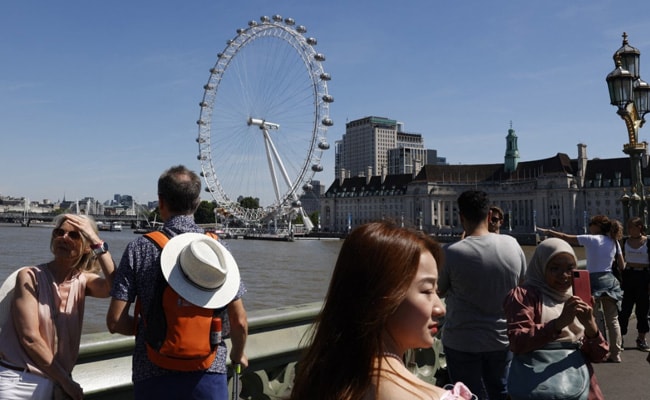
[290,221,474,400]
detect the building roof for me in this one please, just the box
[325,149,650,195]
[412,153,575,183]
[581,157,635,181]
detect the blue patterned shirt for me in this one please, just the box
[110,215,246,382]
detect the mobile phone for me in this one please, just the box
[572,270,593,305]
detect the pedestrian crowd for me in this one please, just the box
[0,171,646,399]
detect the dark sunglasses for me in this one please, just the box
[52,228,82,241]
[491,217,503,223]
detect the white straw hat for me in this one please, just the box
[160,233,240,309]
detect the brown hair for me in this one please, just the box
[589,215,623,241]
[289,221,444,400]
[627,216,646,235]
[157,165,201,215]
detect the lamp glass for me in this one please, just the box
[607,67,634,106]
[634,79,650,115]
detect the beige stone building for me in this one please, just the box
[321,129,644,235]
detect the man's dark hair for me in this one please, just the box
[457,190,490,223]
[158,165,202,215]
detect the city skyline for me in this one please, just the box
[2,1,649,205]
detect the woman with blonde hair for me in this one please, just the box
[538,215,624,362]
[290,221,474,400]
[0,214,115,399]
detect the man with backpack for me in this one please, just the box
[107,165,248,400]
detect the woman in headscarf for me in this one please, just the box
[537,215,624,362]
[503,238,608,400]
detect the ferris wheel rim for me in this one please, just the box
[196,15,332,225]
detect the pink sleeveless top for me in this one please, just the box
[0,264,87,377]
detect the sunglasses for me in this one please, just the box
[491,217,503,223]
[52,228,82,241]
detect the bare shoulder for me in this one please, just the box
[375,363,446,399]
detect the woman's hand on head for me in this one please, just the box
[64,215,101,244]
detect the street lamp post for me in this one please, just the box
[606,32,650,226]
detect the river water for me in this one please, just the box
[0,223,584,335]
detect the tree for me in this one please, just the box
[194,201,216,224]
[239,196,260,209]
[309,210,320,228]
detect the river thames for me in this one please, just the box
[0,223,585,334]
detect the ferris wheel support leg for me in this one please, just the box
[262,129,282,203]
[300,207,314,232]
[263,129,300,201]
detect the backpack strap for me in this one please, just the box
[133,231,170,334]
[144,230,170,249]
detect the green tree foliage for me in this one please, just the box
[194,201,217,224]
[309,210,319,228]
[239,196,260,209]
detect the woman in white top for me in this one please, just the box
[619,217,650,351]
[537,215,624,362]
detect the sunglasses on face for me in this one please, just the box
[52,228,82,241]
[491,217,503,223]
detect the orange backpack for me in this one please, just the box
[139,230,224,371]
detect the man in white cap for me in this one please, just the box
[107,165,248,400]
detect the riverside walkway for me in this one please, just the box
[592,319,649,399]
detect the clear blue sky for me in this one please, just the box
[2,1,649,205]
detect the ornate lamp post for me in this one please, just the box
[606,32,650,225]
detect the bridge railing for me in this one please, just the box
[73,302,322,400]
